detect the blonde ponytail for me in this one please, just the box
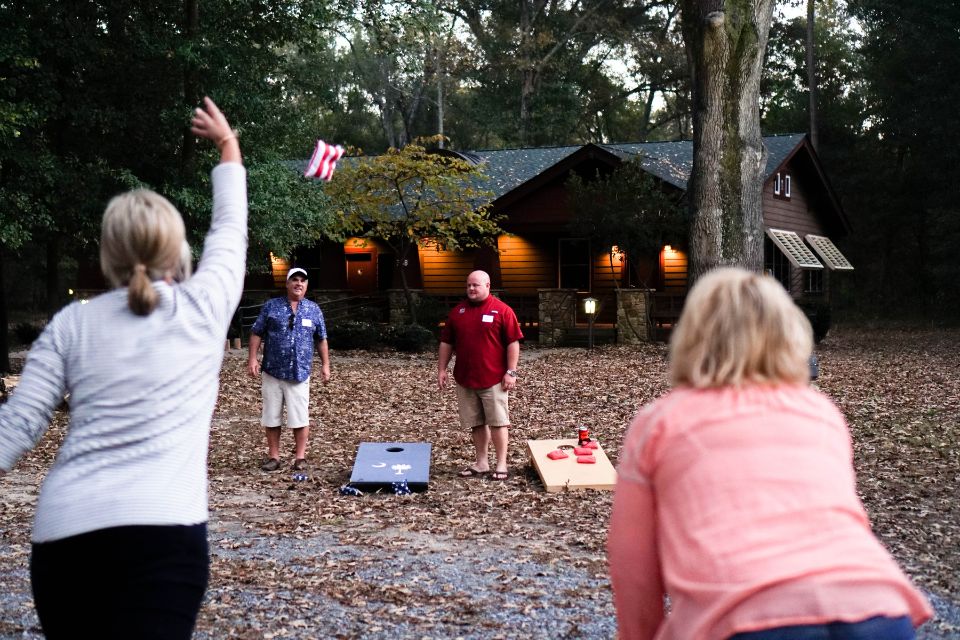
[127,264,158,316]
[100,189,189,316]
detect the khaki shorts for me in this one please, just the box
[455,383,511,429]
[261,372,311,429]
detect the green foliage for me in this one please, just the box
[411,296,447,333]
[326,319,435,352]
[246,161,339,261]
[762,2,867,142]
[567,159,686,287]
[757,1,960,320]
[327,320,384,350]
[388,323,435,352]
[324,136,503,322]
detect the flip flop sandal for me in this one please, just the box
[458,467,489,478]
[489,470,509,481]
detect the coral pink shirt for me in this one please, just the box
[613,385,932,640]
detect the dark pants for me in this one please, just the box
[729,616,915,640]
[31,524,209,640]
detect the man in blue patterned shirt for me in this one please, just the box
[247,268,330,471]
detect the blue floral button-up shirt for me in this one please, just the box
[251,297,327,383]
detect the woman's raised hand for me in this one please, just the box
[191,97,241,163]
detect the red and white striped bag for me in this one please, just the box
[304,139,345,181]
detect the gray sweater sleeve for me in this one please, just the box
[0,313,68,471]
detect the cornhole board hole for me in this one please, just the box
[349,442,432,492]
[527,439,617,493]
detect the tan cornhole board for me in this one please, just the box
[527,438,617,493]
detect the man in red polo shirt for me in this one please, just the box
[437,270,523,481]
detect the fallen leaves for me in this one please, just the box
[0,328,957,637]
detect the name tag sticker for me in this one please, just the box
[301,318,313,327]
[482,314,495,323]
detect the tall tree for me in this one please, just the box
[846,0,960,317]
[567,159,686,337]
[0,0,340,368]
[443,0,656,146]
[324,138,502,324]
[806,0,818,150]
[614,3,691,142]
[680,0,775,282]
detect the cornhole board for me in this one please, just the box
[349,442,432,492]
[527,439,617,493]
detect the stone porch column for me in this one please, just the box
[537,289,577,347]
[388,288,422,325]
[616,289,651,344]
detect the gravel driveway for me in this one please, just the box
[2,499,958,639]
[2,334,959,638]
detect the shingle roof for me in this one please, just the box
[291,134,809,215]
[467,133,807,199]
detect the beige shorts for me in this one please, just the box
[455,383,511,429]
[261,372,310,428]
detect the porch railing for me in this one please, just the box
[650,292,686,342]
[233,292,389,343]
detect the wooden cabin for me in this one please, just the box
[293,134,853,342]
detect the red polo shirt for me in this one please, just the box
[439,295,524,390]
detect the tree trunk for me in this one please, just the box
[680,0,774,283]
[437,54,445,148]
[397,241,418,325]
[180,0,199,179]
[610,252,646,341]
[806,0,819,151]
[46,237,61,319]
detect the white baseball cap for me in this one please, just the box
[286,267,308,280]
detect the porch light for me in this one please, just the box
[584,297,598,350]
[584,297,598,316]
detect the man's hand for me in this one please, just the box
[321,363,331,384]
[438,369,448,390]
[247,359,260,378]
[501,372,517,392]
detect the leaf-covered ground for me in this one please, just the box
[0,328,958,638]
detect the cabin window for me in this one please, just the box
[774,172,792,200]
[764,236,791,290]
[805,268,824,295]
[559,238,591,291]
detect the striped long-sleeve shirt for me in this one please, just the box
[0,162,247,543]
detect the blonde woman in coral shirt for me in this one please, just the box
[608,268,932,640]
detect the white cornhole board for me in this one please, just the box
[527,438,617,493]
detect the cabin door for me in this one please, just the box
[345,250,377,293]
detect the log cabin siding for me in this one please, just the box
[270,254,291,289]
[660,246,688,291]
[499,182,574,234]
[763,172,828,298]
[498,234,554,293]
[592,250,624,291]
[418,244,477,293]
[762,174,825,238]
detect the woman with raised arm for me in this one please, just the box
[0,97,246,639]
[608,268,932,640]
